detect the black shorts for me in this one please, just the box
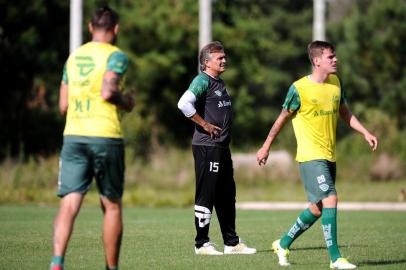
[192,145,235,204]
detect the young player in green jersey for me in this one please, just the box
[257,41,378,269]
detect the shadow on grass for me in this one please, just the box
[291,244,364,251]
[257,246,325,254]
[359,259,406,266]
[257,244,364,253]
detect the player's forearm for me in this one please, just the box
[103,89,131,110]
[348,115,372,136]
[101,73,133,111]
[58,82,69,115]
[190,113,208,129]
[262,110,290,151]
[262,123,281,151]
[339,104,370,136]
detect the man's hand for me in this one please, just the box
[256,146,270,166]
[364,132,378,151]
[203,122,222,139]
[121,93,135,112]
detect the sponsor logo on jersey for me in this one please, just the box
[75,55,95,76]
[218,100,232,108]
[313,109,338,117]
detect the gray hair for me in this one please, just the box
[199,41,224,72]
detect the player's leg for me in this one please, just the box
[93,142,125,269]
[215,148,256,254]
[192,145,222,255]
[214,148,238,246]
[272,204,320,266]
[271,161,325,266]
[317,161,342,263]
[279,206,321,249]
[321,195,341,261]
[51,193,84,269]
[279,166,324,250]
[100,196,123,269]
[322,198,356,268]
[51,141,91,270]
[318,161,356,269]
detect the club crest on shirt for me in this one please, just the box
[215,90,222,97]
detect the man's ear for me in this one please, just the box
[204,58,210,68]
[114,24,119,35]
[88,23,93,34]
[313,56,320,67]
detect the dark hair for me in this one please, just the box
[90,6,119,31]
[307,40,335,66]
[199,41,224,72]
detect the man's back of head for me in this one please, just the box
[90,6,119,32]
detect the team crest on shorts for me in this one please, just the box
[319,183,329,192]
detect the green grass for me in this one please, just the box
[0,206,405,269]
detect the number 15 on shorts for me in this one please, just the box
[209,161,219,172]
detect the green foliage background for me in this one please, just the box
[0,0,405,195]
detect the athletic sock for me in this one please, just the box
[280,208,319,249]
[321,208,341,262]
[106,267,118,270]
[51,256,64,267]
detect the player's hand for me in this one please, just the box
[203,122,222,139]
[256,147,269,166]
[122,93,135,112]
[365,132,378,151]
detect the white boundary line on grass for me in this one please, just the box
[236,202,406,211]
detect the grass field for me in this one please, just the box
[0,206,405,270]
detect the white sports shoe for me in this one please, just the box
[330,258,357,269]
[272,239,290,266]
[224,239,256,254]
[195,242,223,255]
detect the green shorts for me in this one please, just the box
[58,136,125,199]
[299,159,337,203]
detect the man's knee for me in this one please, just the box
[321,194,338,208]
[101,196,122,213]
[309,203,322,217]
[59,192,84,217]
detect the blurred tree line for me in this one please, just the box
[0,0,405,160]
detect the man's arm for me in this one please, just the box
[339,103,378,151]
[177,90,221,138]
[59,81,69,115]
[101,70,134,112]
[256,109,292,165]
